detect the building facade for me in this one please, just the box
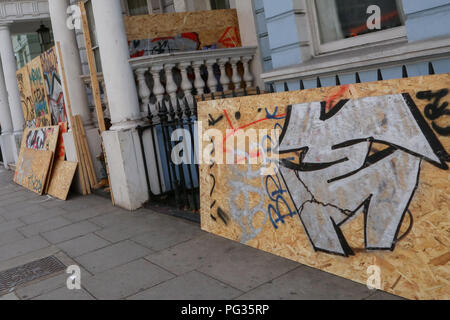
[256,0,450,90]
[0,0,449,211]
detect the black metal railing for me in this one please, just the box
[136,96,199,215]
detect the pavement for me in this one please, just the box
[0,167,404,300]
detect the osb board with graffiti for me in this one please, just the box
[20,126,60,154]
[198,74,450,300]
[41,47,67,125]
[27,56,52,127]
[14,148,54,195]
[125,9,241,55]
[16,66,36,128]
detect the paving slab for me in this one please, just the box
[88,211,135,228]
[41,221,100,244]
[0,235,50,262]
[16,272,68,300]
[197,243,300,292]
[57,233,111,258]
[20,207,68,225]
[0,229,25,247]
[61,204,120,223]
[94,219,153,243]
[83,259,175,300]
[0,292,20,300]
[128,271,242,300]
[33,287,95,300]
[75,240,152,274]
[365,291,405,300]
[18,216,72,237]
[236,265,376,300]
[132,218,204,252]
[145,234,243,275]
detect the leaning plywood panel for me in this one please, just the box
[20,126,60,154]
[40,46,68,125]
[124,9,241,55]
[47,160,78,200]
[27,56,52,127]
[16,66,36,128]
[14,148,53,195]
[198,74,450,300]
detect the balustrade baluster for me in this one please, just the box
[218,58,230,92]
[151,65,165,104]
[136,68,151,114]
[192,60,205,96]
[230,57,242,90]
[206,59,218,93]
[242,56,254,88]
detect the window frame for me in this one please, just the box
[305,0,407,56]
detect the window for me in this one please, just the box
[309,0,406,54]
[210,0,230,10]
[127,0,149,15]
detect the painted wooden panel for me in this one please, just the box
[13,148,53,195]
[47,160,78,201]
[40,47,67,125]
[124,9,241,54]
[27,56,52,128]
[16,65,36,128]
[198,74,450,300]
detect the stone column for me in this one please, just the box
[0,23,24,135]
[48,0,92,128]
[234,0,264,88]
[91,0,141,130]
[91,0,148,210]
[0,56,16,167]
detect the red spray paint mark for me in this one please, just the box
[325,85,350,112]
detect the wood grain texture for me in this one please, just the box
[124,9,241,48]
[47,160,78,200]
[198,74,450,300]
[16,66,35,128]
[14,148,53,195]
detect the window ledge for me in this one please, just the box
[261,36,450,83]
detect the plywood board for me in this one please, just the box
[198,74,450,300]
[21,126,60,154]
[13,148,53,195]
[125,9,241,55]
[41,46,68,125]
[47,160,78,200]
[16,66,36,128]
[27,56,52,127]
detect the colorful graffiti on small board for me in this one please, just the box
[41,47,68,125]
[27,56,52,128]
[199,74,450,300]
[16,66,36,128]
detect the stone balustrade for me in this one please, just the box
[129,46,257,117]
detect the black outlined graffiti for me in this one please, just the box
[208,114,224,127]
[278,93,449,257]
[416,89,450,136]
